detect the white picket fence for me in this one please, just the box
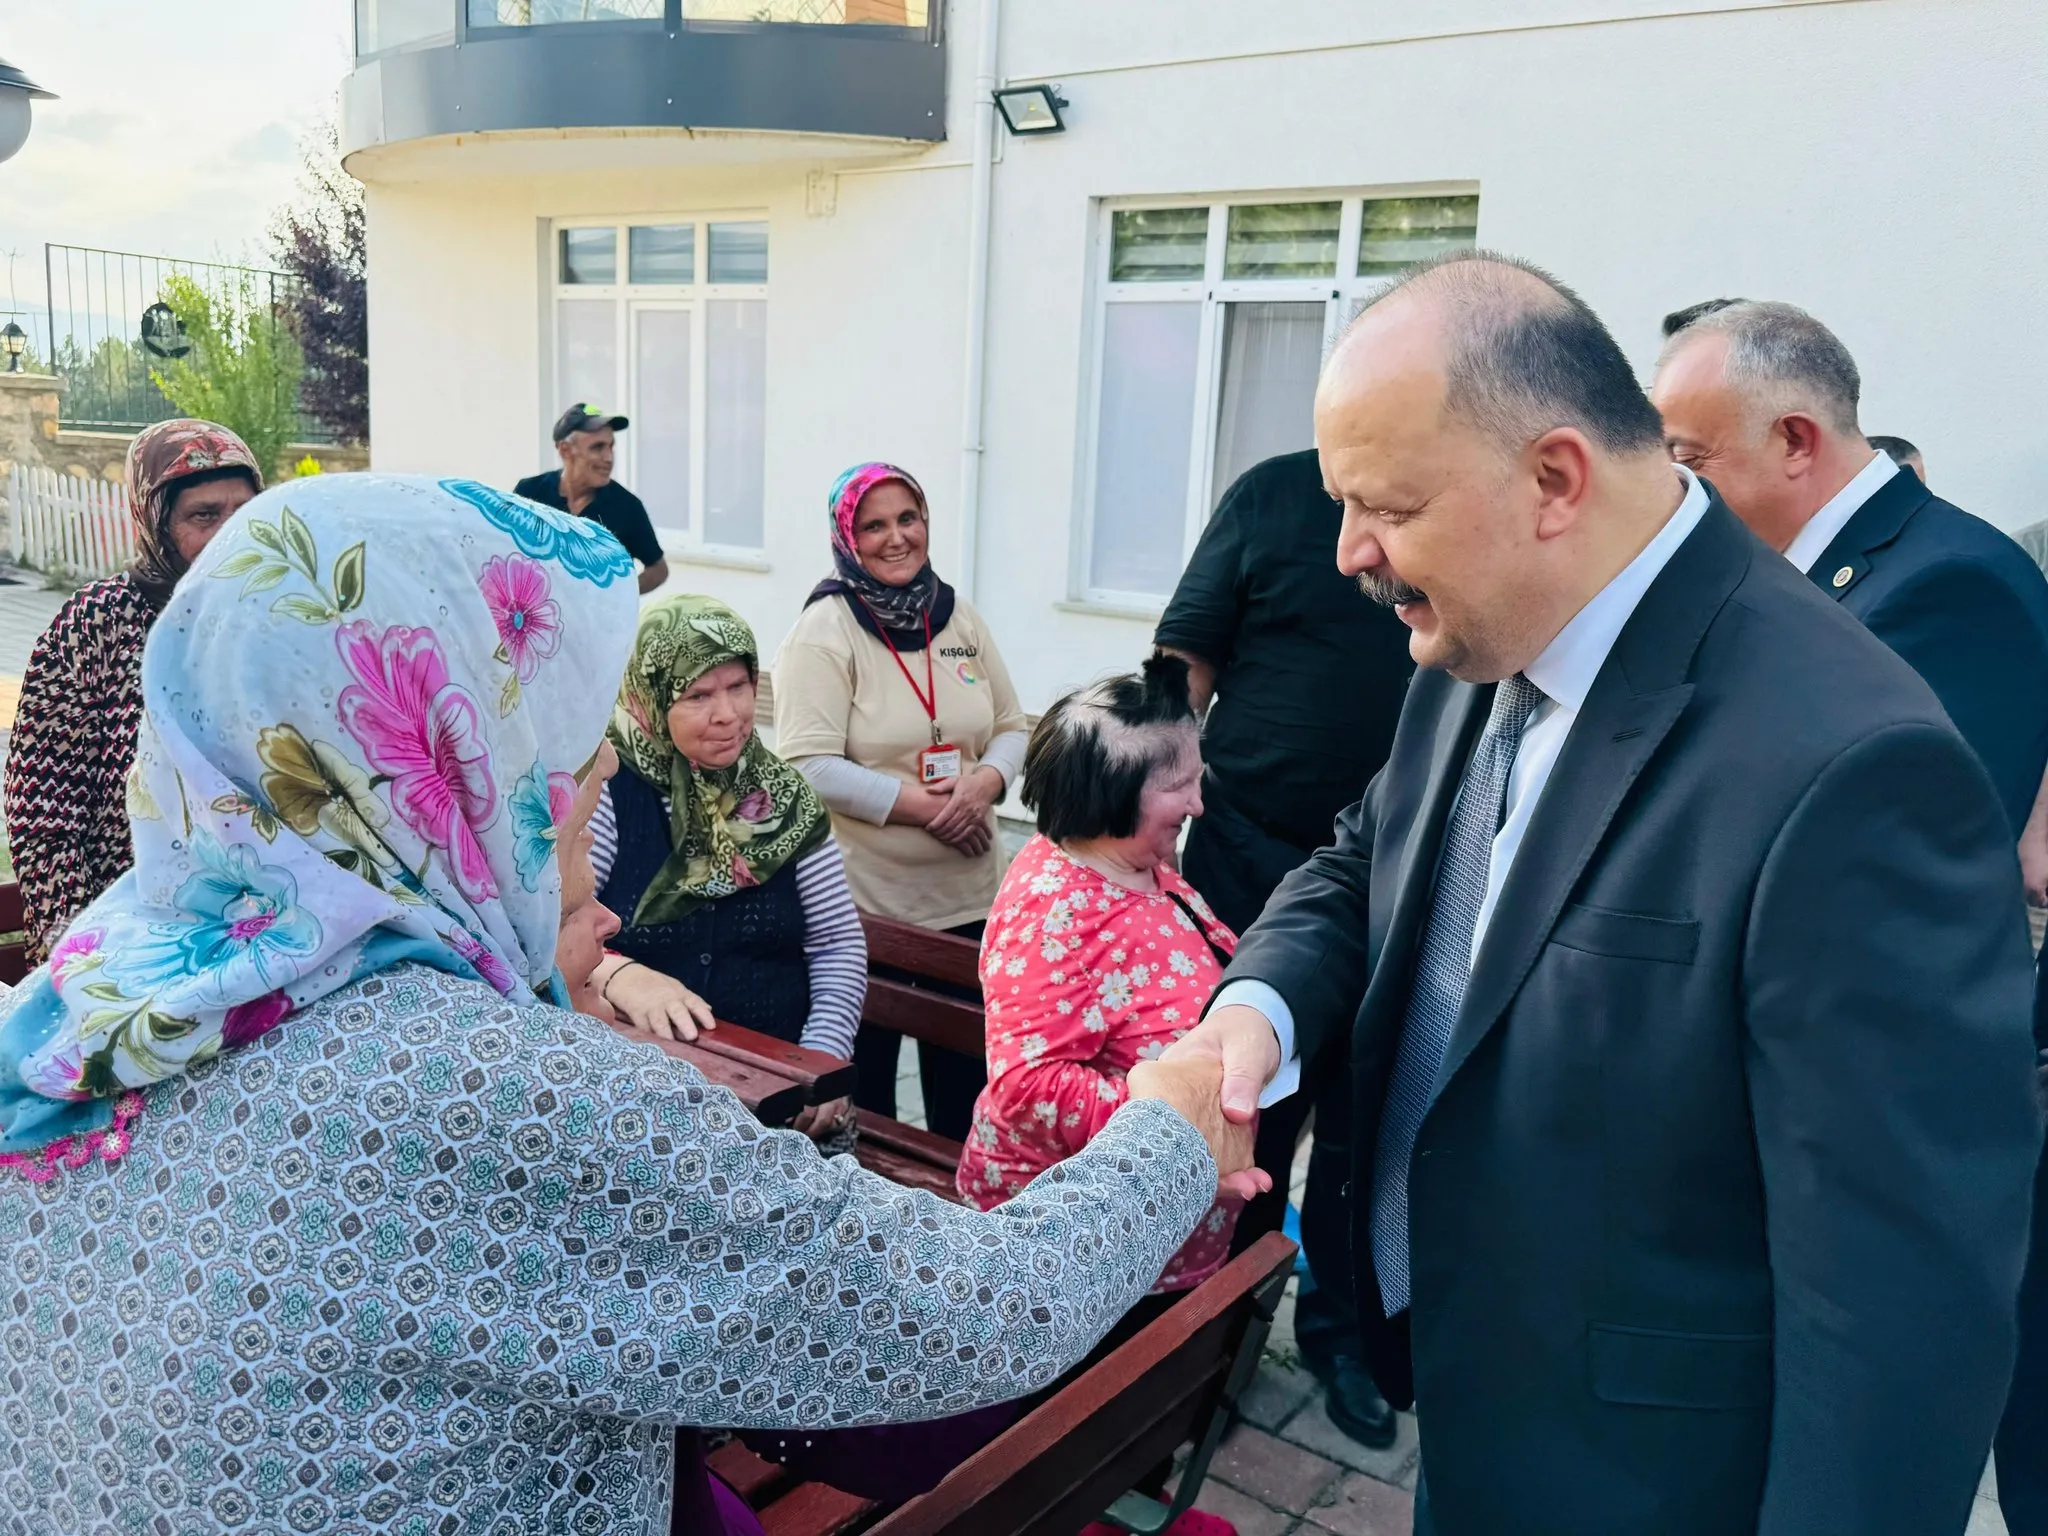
[5,465,136,580]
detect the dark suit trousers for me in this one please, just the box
[1999,956,2048,1535]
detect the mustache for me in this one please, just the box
[1357,570,1426,608]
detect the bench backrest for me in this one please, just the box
[857,910,984,1060]
[864,1232,1297,1536]
[0,883,27,987]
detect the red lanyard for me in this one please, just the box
[856,598,943,746]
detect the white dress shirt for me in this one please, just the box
[1781,451,1900,575]
[1221,468,1713,1107]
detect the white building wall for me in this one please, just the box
[361,0,2048,712]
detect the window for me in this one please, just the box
[549,217,771,551]
[356,0,453,56]
[682,0,931,25]
[1080,192,1479,604]
[469,0,661,25]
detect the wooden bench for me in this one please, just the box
[868,1233,1296,1536]
[856,911,984,1061]
[0,881,27,987]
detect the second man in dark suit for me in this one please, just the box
[1164,252,2040,1534]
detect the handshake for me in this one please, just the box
[1127,1053,1273,1202]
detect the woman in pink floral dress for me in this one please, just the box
[958,656,1247,1292]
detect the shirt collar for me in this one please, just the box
[1524,467,1712,714]
[1782,451,1901,574]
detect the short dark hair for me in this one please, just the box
[1661,298,1743,338]
[1022,655,1197,843]
[1867,433,1921,463]
[1346,249,1667,458]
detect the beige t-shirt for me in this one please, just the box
[774,595,1028,930]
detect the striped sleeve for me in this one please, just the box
[793,837,867,1061]
[588,781,620,890]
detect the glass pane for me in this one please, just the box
[633,308,692,536]
[556,299,617,424]
[357,0,453,55]
[1211,302,1325,500]
[1358,195,1481,276]
[630,225,695,284]
[559,227,617,285]
[1109,208,1208,284]
[1090,301,1202,596]
[707,222,768,284]
[470,0,660,19]
[705,299,767,548]
[1224,202,1341,280]
[683,0,930,23]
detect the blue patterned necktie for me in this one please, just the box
[1370,672,1545,1316]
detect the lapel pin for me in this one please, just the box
[1831,565,1854,589]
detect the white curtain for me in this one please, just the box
[1090,301,1202,597]
[632,307,691,537]
[1210,301,1325,500]
[705,299,767,549]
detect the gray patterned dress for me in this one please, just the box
[0,964,1217,1535]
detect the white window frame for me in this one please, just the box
[1072,184,1479,610]
[548,213,770,556]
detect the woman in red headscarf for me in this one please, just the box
[3,419,261,962]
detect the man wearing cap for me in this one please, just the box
[516,404,670,594]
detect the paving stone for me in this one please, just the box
[1304,1471,1415,1535]
[1279,1394,1420,1486]
[1183,1476,1301,1536]
[1238,1355,1318,1431]
[1211,1422,1345,1512]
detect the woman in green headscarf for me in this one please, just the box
[588,595,866,1140]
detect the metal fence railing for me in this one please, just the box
[41,244,333,443]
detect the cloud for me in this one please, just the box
[36,108,133,146]
[233,121,300,165]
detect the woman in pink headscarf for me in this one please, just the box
[772,463,1029,1139]
[3,419,261,962]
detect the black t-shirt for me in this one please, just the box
[1155,449,1416,851]
[513,470,665,569]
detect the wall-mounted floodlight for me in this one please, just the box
[0,56,55,166]
[993,84,1066,136]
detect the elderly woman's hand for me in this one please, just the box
[923,765,1003,858]
[1127,1057,1272,1202]
[598,958,720,1042]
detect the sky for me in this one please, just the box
[0,1,352,350]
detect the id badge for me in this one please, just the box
[919,743,963,784]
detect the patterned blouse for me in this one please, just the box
[0,962,1216,1535]
[2,573,156,965]
[958,835,1245,1293]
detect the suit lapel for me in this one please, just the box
[1430,498,1755,1101]
[1806,465,1927,602]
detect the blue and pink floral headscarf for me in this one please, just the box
[805,461,955,652]
[0,474,637,1175]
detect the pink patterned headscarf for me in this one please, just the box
[124,418,263,605]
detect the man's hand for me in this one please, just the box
[1128,1056,1272,1201]
[1159,1004,1282,1124]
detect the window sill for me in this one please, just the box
[1055,597,1167,623]
[665,546,773,574]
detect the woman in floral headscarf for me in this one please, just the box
[3,418,262,963]
[773,463,1028,1138]
[0,474,1235,1535]
[588,594,866,1142]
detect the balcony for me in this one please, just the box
[341,0,946,175]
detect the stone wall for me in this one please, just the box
[0,371,368,553]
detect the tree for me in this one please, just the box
[271,121,367,445]
[150,272,305,480]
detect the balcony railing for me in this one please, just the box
[355,0,931,61]
[344,0,945,154]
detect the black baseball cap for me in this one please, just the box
[552,403,629,442]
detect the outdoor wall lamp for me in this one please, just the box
[2,322,26,373]
[0,56,55,166]
[993,84,1066,136]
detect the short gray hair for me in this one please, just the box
[1660,300,1863,438]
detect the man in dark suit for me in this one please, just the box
[1164,252,2041,1534]
[1652,301,2048,834]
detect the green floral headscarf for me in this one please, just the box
[606,595,830,926]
